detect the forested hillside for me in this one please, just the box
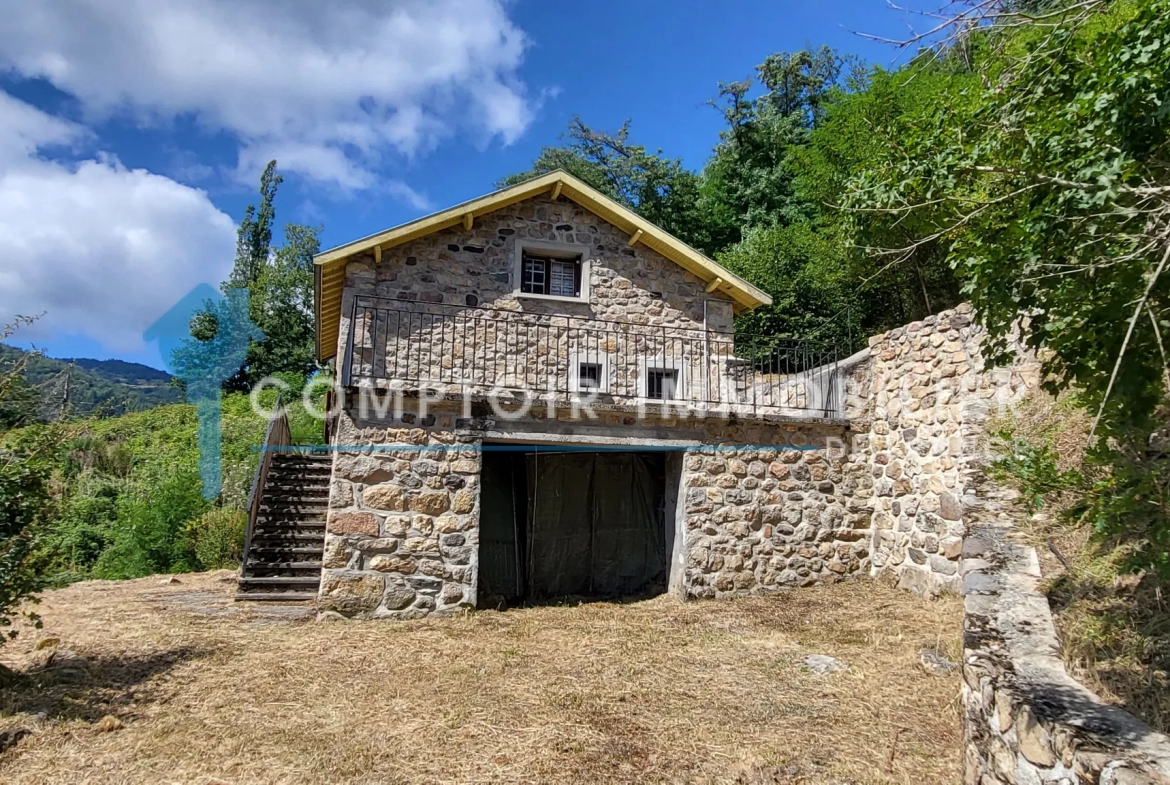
[0,344,181,422]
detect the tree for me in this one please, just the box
[220,161,321,391]
[0,317,68,666]
[846,0,1170,572]
[227,161,282,291]
[717,222,861,352]
[698,47,852,251]
[500,118,708,250]
[799,61,969,331]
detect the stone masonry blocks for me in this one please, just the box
[318,408,481,620]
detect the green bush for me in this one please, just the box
[990,435,1083,513]
[91,469,210,579]
[0,442,54,646]
[184,507,246,569]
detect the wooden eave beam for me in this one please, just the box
[374,245,382,264]
[627,228,644,247]
[463,212,474,230]
[705,277,724,293]
[551,181,563,200]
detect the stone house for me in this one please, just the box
[238,170,1036,618]
[236,171,1170,783]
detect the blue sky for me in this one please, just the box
[0,0,919,370]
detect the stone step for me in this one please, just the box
[237,576,321,589]
[234,591,317,602]
[245,560,323,570]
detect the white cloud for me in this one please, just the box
[0,0,535,192]
[0,93,237,352]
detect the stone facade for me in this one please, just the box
[331,195,836,415]
[341,194,734,332]
[337,196,736,399]
[318,393,869,618]
[680,427,871,597]
[319,407,481,620]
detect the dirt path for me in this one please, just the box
[0,572,962,784]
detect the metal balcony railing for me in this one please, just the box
[341,298,844,418]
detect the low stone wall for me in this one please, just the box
[961,480,1170,784]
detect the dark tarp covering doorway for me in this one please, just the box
[478,449,667,603]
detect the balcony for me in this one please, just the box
[340,298,845,419]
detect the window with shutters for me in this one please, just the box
[514,243,590,302]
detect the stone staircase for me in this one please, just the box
[235,452,331,602]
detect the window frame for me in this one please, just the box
[512,241,591,303]
[639,355,686,402]
[568,351,612,394]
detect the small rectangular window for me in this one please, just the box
[647,369,679,400]
[520,251,581,297]
[578,362,602,390]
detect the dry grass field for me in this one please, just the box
[0,572,962,784]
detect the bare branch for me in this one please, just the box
[1090,234,1170,441]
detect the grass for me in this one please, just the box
[0,572,962,784]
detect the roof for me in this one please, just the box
[313,169,771,361]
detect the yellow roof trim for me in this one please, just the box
[313,170,771,361]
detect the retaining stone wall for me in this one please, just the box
[960,478,1170,784]
[855,304,1043,596]
[680,424,871,597]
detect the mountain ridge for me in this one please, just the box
[0,344,183,418]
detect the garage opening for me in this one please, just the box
[478,447,679,606]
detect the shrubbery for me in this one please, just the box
[11,376,328,586]
[991,393,1170,732]
[183,506,247,571]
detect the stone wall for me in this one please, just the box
[332,196,840,415]
[336,195,741,402]
[854,304,1042,596]
[319,404,481,620]
[347,194,733,331]
[961,478,1170,784]
[680,422,872,597]
[319,392,869,616]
